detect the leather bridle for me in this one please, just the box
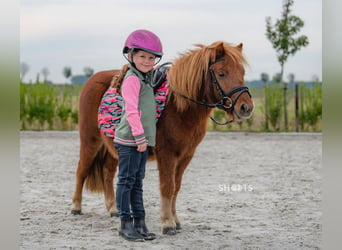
[175,57,252,125]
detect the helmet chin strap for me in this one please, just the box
[123,50,134,65]
[123,51,137,70]
[154,57,162,65]
[123,49,162,67]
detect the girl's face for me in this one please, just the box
[131,50,156,73]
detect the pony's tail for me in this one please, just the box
[111,64,130,95]
[84,144,108,193]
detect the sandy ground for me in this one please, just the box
[20,131,322,250]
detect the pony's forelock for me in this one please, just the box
[168,41,246,111]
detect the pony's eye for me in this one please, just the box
[218,72,226,78]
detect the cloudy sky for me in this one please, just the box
[20,0,322,83]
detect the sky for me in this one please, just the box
[20,0,322,83]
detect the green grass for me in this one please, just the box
[20,82,82,130]
[20,82,321,132]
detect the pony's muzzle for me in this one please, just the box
[238,102,254,118]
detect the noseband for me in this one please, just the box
[175,57,252,125]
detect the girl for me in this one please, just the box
[113,29,163,242]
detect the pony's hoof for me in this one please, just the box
[176,223,182,231]
[110,212,119,217]
[71,209,82,215]
[162,227,177,235]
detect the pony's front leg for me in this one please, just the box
[160,195,176,235]
[172,154,195,231]
[158,161,177,235]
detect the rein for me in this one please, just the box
[173,57,251,125]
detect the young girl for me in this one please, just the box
[113,29,163,242]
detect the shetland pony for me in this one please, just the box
[71,41,254,235]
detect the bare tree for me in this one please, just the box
[20,62,29,82]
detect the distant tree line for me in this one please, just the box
[20,63,94,84]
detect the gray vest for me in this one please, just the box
[114,67,156,146]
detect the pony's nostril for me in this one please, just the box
[240,103,249,114]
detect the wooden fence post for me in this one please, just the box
[295,83,299,132]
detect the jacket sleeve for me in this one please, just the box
[121,75,147,144]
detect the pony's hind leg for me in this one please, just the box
[101,134,119,217]
[71,136,102,215]
[71,160,86,214]
[102,153,118,217]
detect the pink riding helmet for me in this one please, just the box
[123,29,163,58]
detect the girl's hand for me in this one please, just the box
[137,142,148,152]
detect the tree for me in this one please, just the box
[261,72,269,86]
[20,62,29,82]
[272,73,281,83]
[287,73,295,84]
[63,67,72,83]
[311,74,319,83]
[83,67,94,78]
[265,0,309,131]
[41,67,50,82]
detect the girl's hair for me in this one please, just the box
[111,64,130,95]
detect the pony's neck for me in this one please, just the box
[168,94,212,129]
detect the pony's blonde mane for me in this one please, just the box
[168,41,247,111]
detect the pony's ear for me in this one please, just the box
[210,42,225,62]
[236,43,243,51]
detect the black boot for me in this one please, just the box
[134,217,156,240]
[119,218,145,242]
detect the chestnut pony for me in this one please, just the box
[71,41,254,235]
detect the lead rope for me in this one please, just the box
[210,115,234,125]
[170,89,234,125]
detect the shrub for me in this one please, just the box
[265,84,283,131]
[299,82,322,131]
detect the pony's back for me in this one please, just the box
[78,70,118,140]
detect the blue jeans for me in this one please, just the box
[115,144,147,220]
